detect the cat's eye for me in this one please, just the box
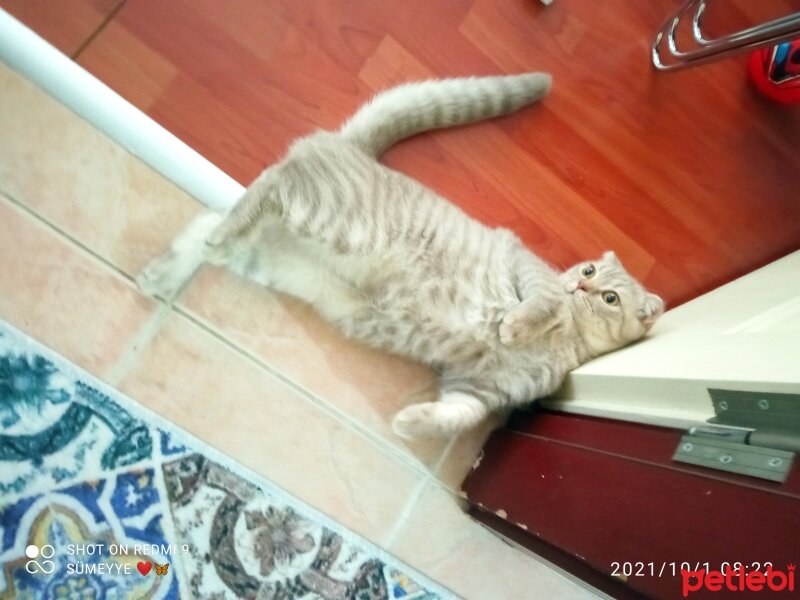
[603,291,619,306]
[581,264,596,278]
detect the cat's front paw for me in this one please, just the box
[136,252,185,299]
[499,311,526,346]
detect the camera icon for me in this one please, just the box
[25,544,56,575]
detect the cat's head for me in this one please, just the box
[561,251,664,356]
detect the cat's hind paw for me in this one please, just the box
[136,251,190,299]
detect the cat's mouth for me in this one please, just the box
[572,291,594,315]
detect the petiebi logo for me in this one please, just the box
[681,565,795,596]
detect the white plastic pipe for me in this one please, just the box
[0,8,244,210]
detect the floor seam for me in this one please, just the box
[103,263,211,386]
[381,476,432,550]
[431,434,459,478]
[104,302,173,386]
[172,304,438,480]
[0,190,136,283]
[0,190,449,491]
[71,0,127,60]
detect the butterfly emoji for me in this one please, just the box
[154,562,170,576]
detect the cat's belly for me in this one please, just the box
[343,283,579,395]
[342,290,509,367]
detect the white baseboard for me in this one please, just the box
[0,8,244,211]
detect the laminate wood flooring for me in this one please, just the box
[3,0,799,307]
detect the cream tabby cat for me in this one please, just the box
[137,73,664,439]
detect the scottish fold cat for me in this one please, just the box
[138,73,663,438]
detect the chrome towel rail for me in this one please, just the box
[652,0,800,70]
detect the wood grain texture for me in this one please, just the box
[0,0,123,57]
[9,0,800,307]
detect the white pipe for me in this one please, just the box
[0,8,244,210]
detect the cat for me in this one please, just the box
[137,72,664,439]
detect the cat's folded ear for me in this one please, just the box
[638,293,665,329]
[603,250,621,266]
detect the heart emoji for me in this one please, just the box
[137,561,152,576]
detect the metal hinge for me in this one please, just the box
[673,389,798,483]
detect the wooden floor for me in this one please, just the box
[3,0,799,307]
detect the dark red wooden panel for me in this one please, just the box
[464,415,800,599]
[505,410,800,497]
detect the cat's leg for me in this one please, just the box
[392,382,493,439]
[138,163,287,298]
[257,236,368,322]
[136,211,224,299]
[206,165,286,248]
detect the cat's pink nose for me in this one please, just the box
[577,280,590,292]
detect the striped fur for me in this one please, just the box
[138,73,663,439]
[340,73,552,157]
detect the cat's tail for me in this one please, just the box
[339,72,552,157]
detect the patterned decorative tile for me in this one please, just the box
[0,321,454,599]
[1,471,177,599]
[162,454,436,599]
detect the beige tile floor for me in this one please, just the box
[0,61,601,600]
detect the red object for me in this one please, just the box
[749,41,800,104]
[462,410,800,600]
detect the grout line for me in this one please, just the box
[1,190,452,495]
[104,261,210,386]
[1,188,441,486]
[104,302,172,386]
[388,477,612,598]
[1,189,176,384]
[1,15,477,562]
[2,321,459,599]
[381,477,432,550]
[431,433,459,476]
[0,190,198,388]
[72,0,127,61]
[171,303,438,480]
[0,190,137,284]
[0,196,204,389]
[424,473,475,504]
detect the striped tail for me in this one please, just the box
[339,72,552,157]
